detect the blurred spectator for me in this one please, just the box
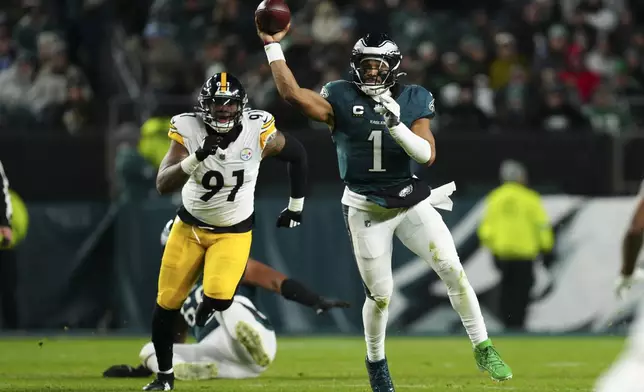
[30,41,93,132]
[533,24,570,73]
[115,123,157,200]
[12,0,58,52]
[585,37,618,78]
[352,0,389,39]
[559,47,601,103]
[311,1,344,45]
[441,83,491,132]
[478,160,554,332]
[142,22,189,95]
[200,32,226,80]
[538,88,588,133]
[0,51,36,113]
[494,66,536,129]
[583,86,634,136]
[489,33,528,90]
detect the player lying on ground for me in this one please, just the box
[104,220,349,381]
[595,183,644,392]
[257,21,512,391]
[144,72,308,390]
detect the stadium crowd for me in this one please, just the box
[0,0,100,135]
[126,0,644,135]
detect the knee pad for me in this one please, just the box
[368,295,391,311]
[195,295,233,327]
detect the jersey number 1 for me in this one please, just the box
[200,170,244,202]
[368,130,386,172]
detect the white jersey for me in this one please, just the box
[168,110,277,227]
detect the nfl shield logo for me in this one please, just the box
[240,148,253,161]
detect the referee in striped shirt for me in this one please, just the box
[0,160,17,329]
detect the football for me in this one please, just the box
[255,0,291,35]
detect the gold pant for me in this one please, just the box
[156,218,252,310]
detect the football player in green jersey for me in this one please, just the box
[103,220,349,383]
[257,21,513,391]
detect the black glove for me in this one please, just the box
[315,297,351,315]
[276,208,302,228]
[103,364,153,378]
[195,134,223,161]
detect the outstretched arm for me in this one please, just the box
[257,22,334,127]
[262,129,308,205]
[242,258,350,313]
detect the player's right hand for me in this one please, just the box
[616,268,644,299]
[276,208,301,228]
[195,134,223,161]
[255,16,290,44]
[0,226,12,247]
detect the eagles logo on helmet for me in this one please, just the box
[197,72,249,133]
[350,33,404,96]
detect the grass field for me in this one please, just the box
[0,336,626,391]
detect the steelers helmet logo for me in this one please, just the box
[240,148,253,161]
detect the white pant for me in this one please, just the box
[596,299,644,391]
[344,196,462,302]
[139,296,277,379]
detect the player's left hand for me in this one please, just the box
[374,94,400,128]
[255,16,291,44]
[315,297,351,315]
[276,208,302,228]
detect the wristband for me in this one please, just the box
[265,42,285,64]
[288,197,304,212]
[180,153,201,175]
[280,278,321,308]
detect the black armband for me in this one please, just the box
[280,278,321,308]
[274,132,308,199]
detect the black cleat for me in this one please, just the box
[103,364,153,378]
[142,373,174,391]
[365,357,395,392]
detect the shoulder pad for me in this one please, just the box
[320,80,351,99]
[407,85,435,119]
[169,113,201,146]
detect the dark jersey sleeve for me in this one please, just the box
[0,160,11,227]
[320,80,348,128]
[410,85,436,121]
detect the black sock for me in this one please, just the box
[151,304,178,374]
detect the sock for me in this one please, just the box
[151,304,179,374]
[445,269,489,346]
[363,297,388,362]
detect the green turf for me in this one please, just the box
[0,336,626,391]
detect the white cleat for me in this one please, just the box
[174,362,218,381]
[236,321,271,367]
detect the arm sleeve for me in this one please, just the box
[273,132,308,199]
[0,160,12,227]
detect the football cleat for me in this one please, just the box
[142,374,174,391]
[365,357,395,392]
[236,320,271,367]
[474,339,513,382]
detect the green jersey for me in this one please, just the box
[321,81,435,203]
[180,282,266,342]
